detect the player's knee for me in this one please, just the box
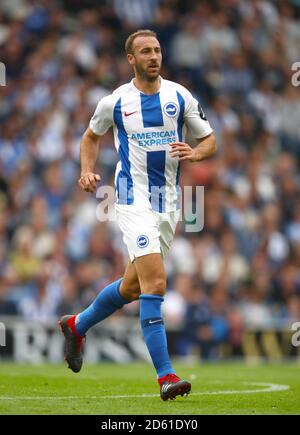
[120,284,141,301]
[129,288,141,301]
[142,278,166,296]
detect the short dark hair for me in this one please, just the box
[125,29,158,54]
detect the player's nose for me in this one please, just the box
[150,50,160,61]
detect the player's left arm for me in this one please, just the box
[169,132,217,162]
[170,90,217,162]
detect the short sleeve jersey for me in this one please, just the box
[89,77,213,212]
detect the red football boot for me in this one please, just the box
[158,374,191,401]
[59,315,85,373]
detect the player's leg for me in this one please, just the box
[112,203,190,399]
[134,253,191,400]
[119,260,141,301]
[59,260,141,372]
[134,253,172,377]
[74,260,140,335]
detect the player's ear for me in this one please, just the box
[127,53,135,66]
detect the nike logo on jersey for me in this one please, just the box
[149,319,162,324]
[124,111,137,117]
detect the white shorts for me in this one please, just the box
[115,204,180,262]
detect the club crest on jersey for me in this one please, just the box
[163,102,179,118]
[137,235,149,248]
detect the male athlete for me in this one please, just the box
[59,29,216,401]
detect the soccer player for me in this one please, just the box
[59,29,216,401]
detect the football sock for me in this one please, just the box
[75,278,129,336]
[140,294,175,378]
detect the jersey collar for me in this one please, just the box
[130,76,163,96]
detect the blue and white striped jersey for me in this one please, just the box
[89,77,213,212]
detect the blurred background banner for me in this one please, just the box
[1,317,299,363]
[0,0,300,362]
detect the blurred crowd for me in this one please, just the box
[0,0,300,359]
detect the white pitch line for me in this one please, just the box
[0,382,289,401]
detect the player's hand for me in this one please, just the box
[169,142,197,162]
[78,172,101,193]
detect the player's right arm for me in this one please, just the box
[78,127,101,193]
[79,94,114,193]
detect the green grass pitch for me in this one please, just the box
[0,362,299,414]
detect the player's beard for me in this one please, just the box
[135,62,161,82]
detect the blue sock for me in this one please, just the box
[75,278,128,336]
[140,294,175,378]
